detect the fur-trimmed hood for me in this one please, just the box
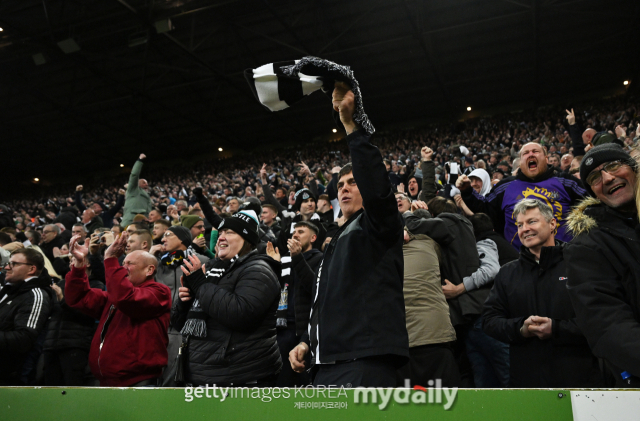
[567,196,602,236]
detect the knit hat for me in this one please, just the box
[580,143,636,196]
[218,210,260,246]
[180,215,203,230]
[168,226,193,247]
[240,197,262,215]
[294,188,316,211]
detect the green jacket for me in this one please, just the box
[121,159,153,227]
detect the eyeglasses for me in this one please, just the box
[585,161,625,187]
[42,230,54,234]
[163,231,175,238]
[5,261,34,269]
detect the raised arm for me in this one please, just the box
[126,154,145,197]
[64,235,108,319]
[566,109,586,157]
[418,147,437,203]
[74,185,87,212]
[333,82,400,240]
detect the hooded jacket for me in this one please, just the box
[565,197,640,387]
[461,167,586,249]
[483,242,602,387]
[65,258,171,386]
[171,250,282,386]
[0,273,54,383]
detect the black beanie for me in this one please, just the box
[218,210,260,246]
[294,188,316,211]
[168,226,192,247]
[580,143,636,196]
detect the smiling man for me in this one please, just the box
[565,143,640,387]
[483,199,601,387]
[288,82,408,387]
[457,142,587,249]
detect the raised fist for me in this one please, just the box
[421,147,433,161]
[456,174,471,191]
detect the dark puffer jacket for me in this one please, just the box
[171,250,282,386]
[43,273,105,352]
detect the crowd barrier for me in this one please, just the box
[1,387,638,420]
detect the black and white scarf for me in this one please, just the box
[180,256,238,338]
[244,56,375,135]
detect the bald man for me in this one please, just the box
[81,209,104,234]
[582,128,624,151]
[64,233,171,387]
[121,153,153,227]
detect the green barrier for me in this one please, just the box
[0,388,573,420]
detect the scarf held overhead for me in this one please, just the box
[244,56,375,136]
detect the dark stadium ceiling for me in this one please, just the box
[1,0,639,190]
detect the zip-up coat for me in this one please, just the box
[483,242,602,387]
[461,168,586,249]
[565,197,640,387]
[302,130,409,365]
[171,251,282,386]
[65,258,171,386]
[43,276,105,352]
[0,273,53,383]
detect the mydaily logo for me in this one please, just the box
[354,379,458,410]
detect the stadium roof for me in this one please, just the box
[1,0,638,189]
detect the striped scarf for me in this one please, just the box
[180,256,237,338]
[244,56,375,135]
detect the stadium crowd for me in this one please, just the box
[1,89,640,389]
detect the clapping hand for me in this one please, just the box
[266,242,281,262]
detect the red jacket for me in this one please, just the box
[65,258,171,386]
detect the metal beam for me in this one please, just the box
[318,3,379,54]
[532,0,540,107]
[262,0,314,55]
[401,0,456,117]
[325,10,529,56]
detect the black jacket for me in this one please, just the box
[483,242,602,387]
[40,236,66,263]
[0,273,54,383]
[54,207,78,231]
[43,274,104,352]
[565,197,640,387]
[303,130,409,365]
[292,249,323,337]
[404,211,481,326]
[172,251,282,386]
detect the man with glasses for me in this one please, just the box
[0,249,53,385]
[40,224,65,263]
[565,143,640,387]
[152,226,208,386]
